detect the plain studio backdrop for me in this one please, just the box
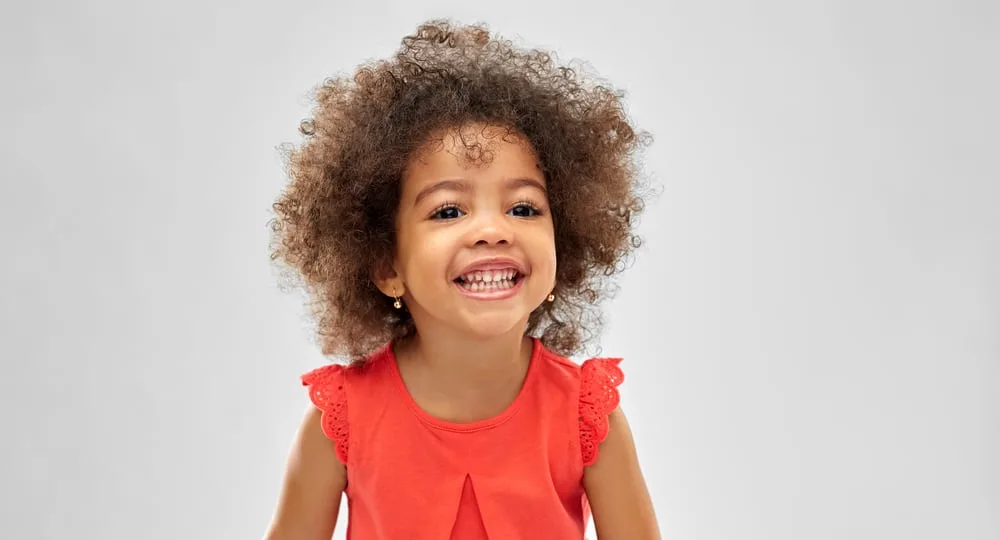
[1,1,997,539]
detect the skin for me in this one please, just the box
[265,124,659,539]
[384,124,557,422]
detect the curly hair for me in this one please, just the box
[270,19,650,362]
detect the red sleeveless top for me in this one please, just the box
[301,338,624,539]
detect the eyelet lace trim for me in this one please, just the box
[301,364,349,464]
[579,357,624,467]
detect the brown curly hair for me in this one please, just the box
[270,19,650,362]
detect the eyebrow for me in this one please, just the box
[412,177,547,206]
[506,177,547,193]
[413,180,471,206]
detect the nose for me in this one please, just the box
[470,212,512,246]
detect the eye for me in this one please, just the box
[430,204,465,220]
[508,201,542,218]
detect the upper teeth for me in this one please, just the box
[461,269,517,283]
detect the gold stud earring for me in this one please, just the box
[547,293,555,302]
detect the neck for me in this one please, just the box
[400,321,533,390]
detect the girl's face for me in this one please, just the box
[386,124,557,340]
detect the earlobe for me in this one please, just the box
[374,278,406,311]
[374,277,406,300]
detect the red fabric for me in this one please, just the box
[300,338,623,540]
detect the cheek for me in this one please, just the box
[534,223,558,278]
[546,244,558,281]
[397,228,454,282]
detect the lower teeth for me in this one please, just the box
[461,280,515,292]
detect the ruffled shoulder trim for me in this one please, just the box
[301,364,349,464]
[578,357,624,467]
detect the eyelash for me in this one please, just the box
[427,200,545,220]
[429,201,464,220]
[509,200,544,217]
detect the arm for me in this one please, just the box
[264,406,347,540]
[583,406,660,540]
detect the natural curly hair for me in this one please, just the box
[270,19,650,362]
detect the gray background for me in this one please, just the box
[2,0,997,539]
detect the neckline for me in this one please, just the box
[383,337,543,433]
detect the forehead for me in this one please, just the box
[403,124,543,188]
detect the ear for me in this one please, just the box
[373,258,406,299]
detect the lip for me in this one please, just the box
[452,256,528,302]
[452,256,528,279]
[453,274,525,301]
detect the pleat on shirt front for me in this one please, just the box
[300,338,625,540]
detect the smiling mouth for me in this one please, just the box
[454,268,523,292]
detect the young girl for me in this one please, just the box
[266,19,659,540]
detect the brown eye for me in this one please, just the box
[431,205,464,220]
[508,202,541,218]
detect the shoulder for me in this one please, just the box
[577,356,625,467]
[298,342,393,464]
[302,342,392,387]
[534,341,625,382]
[533,339,625,390]
[301,341,395,404]
[533,344,582,388]
[535,340,624,377]
[533,340,627,466]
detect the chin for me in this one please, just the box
[456,313,529,341]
